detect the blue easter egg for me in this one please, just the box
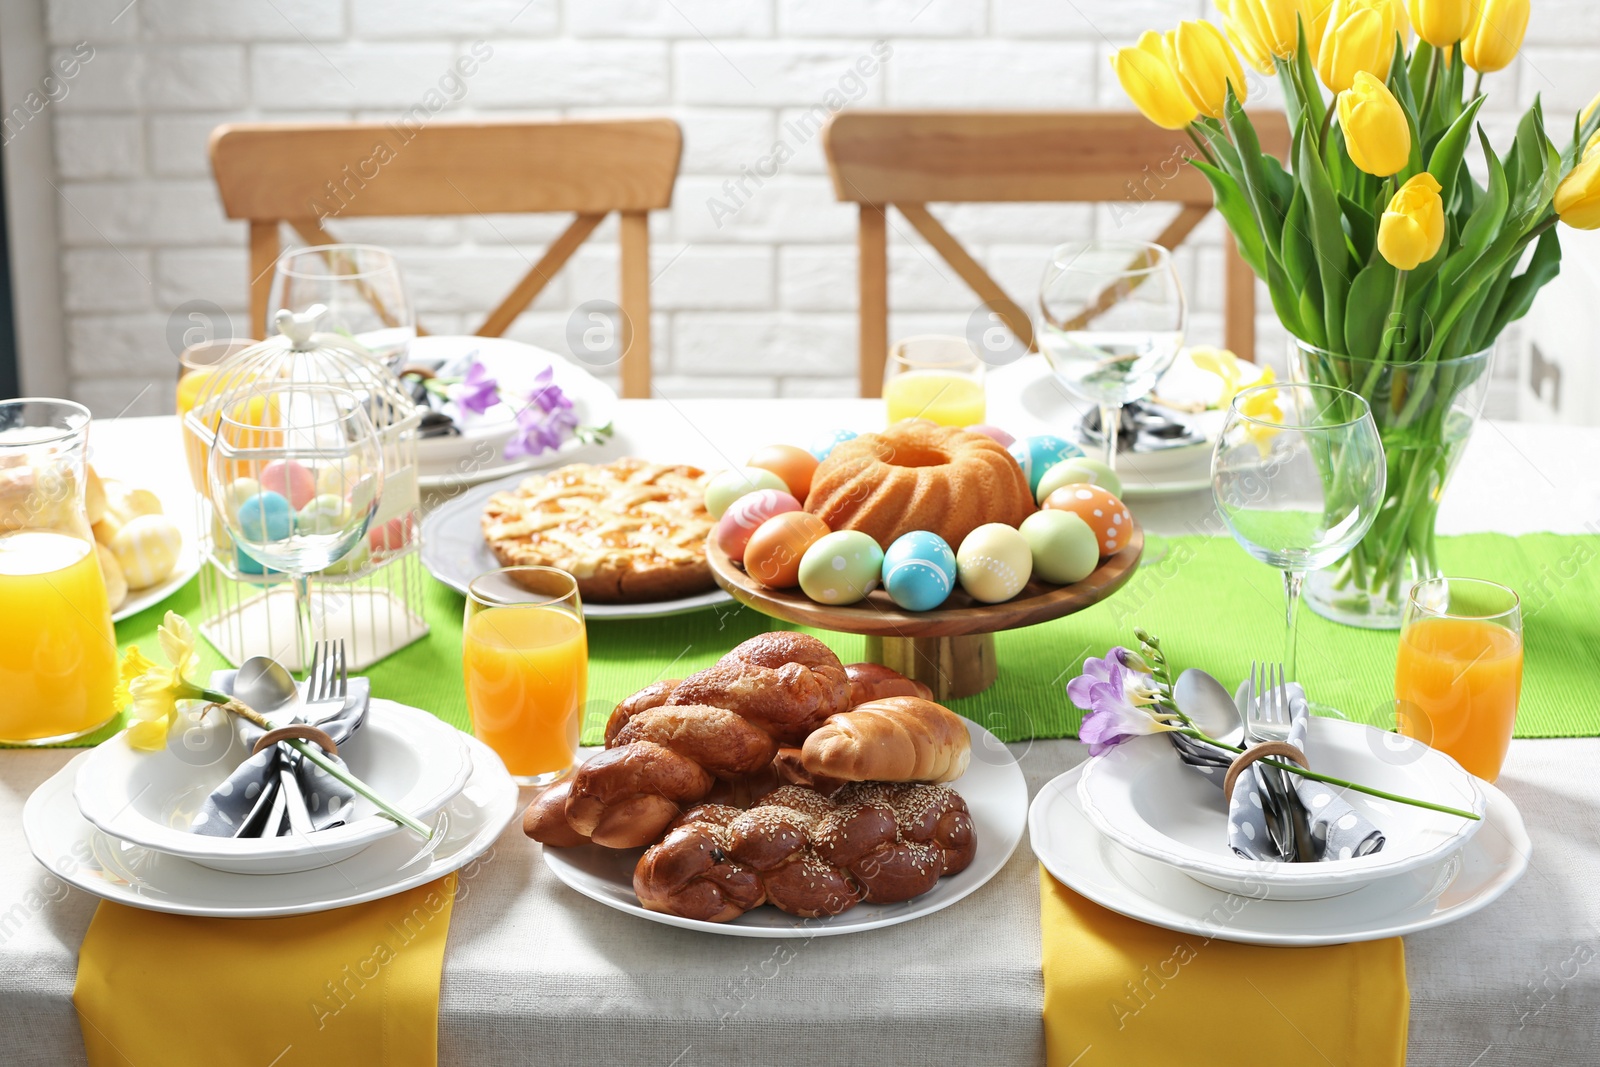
[1007,435,1085,496]
[235,547,278,576]
[809,429,858,462]
[881,530,957,612]
[237,489,292,543]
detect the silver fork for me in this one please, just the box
[1246,661,1296,859]
[305,639,348,716]
[1264,663,1318,861]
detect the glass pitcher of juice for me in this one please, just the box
[0,400,119,744]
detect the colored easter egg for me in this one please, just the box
[221,477,262,521]
[1042,483,1134,557]
[964,423,1016,448]
[236,489,292,544]
[236,547,275,576]
[368,515,412,554]
[296,493,347,535]
[110,513,183,589]
[798,530,883,606]
[1019,510,1100,585]
[1007,435,1085,496]
[1035,457,1123,504]
[743,511,830,589]
[323,540,370,576]
[746,444,820,500]
[808,429,859,462]
[94,541,128,611]
[882,530,957,612]
[956,523,1033,603]
[714,489,801,564]
[704,467,788,519]
[260,459,316,510]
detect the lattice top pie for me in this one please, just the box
[481,458,716,603]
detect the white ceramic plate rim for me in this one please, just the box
[1077,718,1487,886]
[541,716,1028,937]
[1030,762,1530,946]
[419,472,736,619]
[72,700,471,861]
[26,735,518,918]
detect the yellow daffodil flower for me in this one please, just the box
[1462,0,1528,73]
[1111,31,1200,130]
[1378,173,1447,270]
[1339,71,1412,177]
[1237,383,1285,453]
[121,612,207,751]
[1190,347,1279,410]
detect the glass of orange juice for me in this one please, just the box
[1394,577,1523,782]
[463,566,587,785]
[883,336,987,427]
[177,338,257,419]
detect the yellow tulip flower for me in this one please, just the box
[1318,0,1403,94]
[1583,91,1600,126]
[1408,0,1480,48]
[1173,19,1250,119]
[1462,0,1528,73]
[1338,71,1412,177]
[1307,0,1410,55]
[1378,173,1447,270]
[1219,0,1278,74]
[1555,139,1600,230]
[1111,31,1200,130]
[1230,0,1310,62]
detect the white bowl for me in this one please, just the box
[74,700,472,874]
[1077,717,1487,900]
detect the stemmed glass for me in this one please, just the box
[1212,383,1386,682]
[268,245,415,367]
[209,383,384,673]
[1037,240,1186,470]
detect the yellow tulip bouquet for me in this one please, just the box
[1114,0,1599,625]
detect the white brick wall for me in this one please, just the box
[33,0,1559,416]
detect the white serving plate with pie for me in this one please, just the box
[25,734,518,917]
[539,717,1028,937]
[408,336,619,490]
[420,471,735,620]
[1077,718,1487,900]
[1030,761,1528,946]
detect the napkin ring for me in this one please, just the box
[1222,742,1308,804]
[252,725,339,758]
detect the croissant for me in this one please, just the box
[800,696,971,784]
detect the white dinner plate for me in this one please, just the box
[419,471,736,620]
[24,734,519,917]
[408,336,619,490]
[1030,762,1529,946]
[1078,719,1487,900]
[540,717,1029,937]
[73,700,473,875]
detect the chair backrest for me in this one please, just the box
[210,118,683,398]
[823,110,1292,397]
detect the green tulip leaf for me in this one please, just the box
[1427,95,1486,215]
[1345,260,1398,359]
[1292,19,1326,134]
[1441,128,1508,291]
[1338,192,1377,265]
[1282,185,1319,301]
[1224,88,1286,258]
[1298,130,1352,354]
[1486,226,1562,342]
[1192,158,1268,280]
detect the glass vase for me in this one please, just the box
[1291,338,1493,630]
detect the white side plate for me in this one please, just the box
[540,717,1028,937]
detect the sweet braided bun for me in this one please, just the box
[666,632,851,744]
[564,742,713,848]
[610,705,778,778]
[633,805,766,922]
[604,678,682,745]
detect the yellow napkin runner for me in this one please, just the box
[1041,870,1408,1067]
[74,874,457,1067]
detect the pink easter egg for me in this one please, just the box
[965,424,1015,448]
[260,460,316,509]
[368,515,414,555]
[714,489,801,563]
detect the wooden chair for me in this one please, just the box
[822,111,1292,397]
[209,118,683,398]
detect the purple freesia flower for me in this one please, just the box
[450,359,500,415]
[1067,648,1173,756]
[503,370,580,460]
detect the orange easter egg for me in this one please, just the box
[1042,483,1133,557]
[747,444,820,501]
[743,511,830,589]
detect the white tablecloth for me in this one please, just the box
[3,379,1598,1065]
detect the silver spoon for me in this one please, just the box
[1173,668,1245,747]
[232,656,299,719]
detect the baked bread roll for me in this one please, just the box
[604,678,681,745]
[523,778,591,847]
[564,741,714,848]
[610,705,778,778]
[844,662,933,706]
[800,696,970,784]
[666,632,850,744]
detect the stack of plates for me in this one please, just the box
[1029,717,1530,945]
[24,699,519,917]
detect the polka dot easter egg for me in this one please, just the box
[1042,483,1134,557]
[798,530,883,606]
[744,511,830,589]
[746,444,819,500]
[882,531,957,612]
[808,429,858,462]
[1035,456,1122,504]
[956,523,1033,603]
[714,489,801,564]
[705,467,788,519]
[1007,435,1085,497]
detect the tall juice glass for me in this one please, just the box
[463,567,587,785]
[0,399,119,744]
[177,338,257,420]
[1395,577,1522,782]
[883,336,986,426]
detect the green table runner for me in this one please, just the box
[76,533,1600,748]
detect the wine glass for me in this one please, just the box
[1212,383,1385,682]
[268,245,415,367]
[209,383,384,673]
[1037,240,1186,470]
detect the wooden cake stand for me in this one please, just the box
[707,524,1143,700]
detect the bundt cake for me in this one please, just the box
[803,422,1035,550]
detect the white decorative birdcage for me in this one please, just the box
[183,306,428,671]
